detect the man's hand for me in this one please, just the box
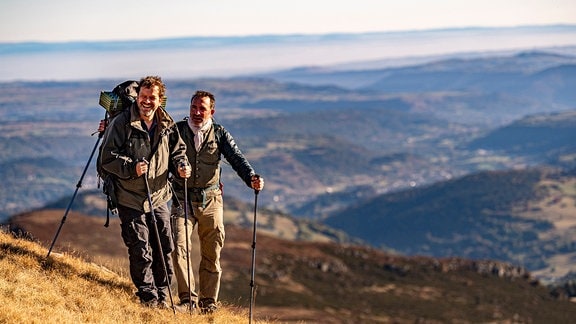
[251,175,264,192]
[98,119,108,133]
[135,160,148,177]
[178,162,191,179]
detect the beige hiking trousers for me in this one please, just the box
[171,193,224,303]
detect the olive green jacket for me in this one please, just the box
[99,104,188,212]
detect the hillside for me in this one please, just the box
[5,211,576,323]
[324,166,576,280]
[466,110,576,168]
[0,231,250,324]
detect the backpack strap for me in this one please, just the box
[213,123,224,193]
[99,108,131,227]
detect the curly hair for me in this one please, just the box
[138,75,166,100]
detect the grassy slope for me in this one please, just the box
[0,231,251,324]
[6,210,576,323]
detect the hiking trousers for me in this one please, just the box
[172,192,224,303]
[118,203,175,304]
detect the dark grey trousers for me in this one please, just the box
[118,203,175,303]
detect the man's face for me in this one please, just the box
[137,85,162,122]
[190,96,214,127]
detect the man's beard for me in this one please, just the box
[139,106,156,119]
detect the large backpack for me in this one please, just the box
[96,80,139,226]
[99,80,139,118]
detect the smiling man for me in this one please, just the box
[169,90,264,314]
[99,75,191,310]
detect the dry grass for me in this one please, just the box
[0,231,269,324]
[12,210,576,323]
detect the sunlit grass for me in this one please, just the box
[0,231,268,324]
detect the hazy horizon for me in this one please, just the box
[1,25,576,82]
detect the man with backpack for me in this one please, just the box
[170,90,264,314]
[98,76,191,309]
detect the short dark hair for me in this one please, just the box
[191,90,215,109]
[139,75,166,100]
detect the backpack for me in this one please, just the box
[99,80,139,118]
[97,80,139,226]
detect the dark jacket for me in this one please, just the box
[99,104,188,212]
[171,118,255,196]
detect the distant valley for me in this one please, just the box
[2,41,576,283]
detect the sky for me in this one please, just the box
[1,0,576,43]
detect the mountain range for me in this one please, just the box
[1,27,576,292]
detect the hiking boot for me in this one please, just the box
[157,300,188,313]
[178,300,198,314]
[199,299,218,314]
[157,301,170,310]
[141,299,158,308]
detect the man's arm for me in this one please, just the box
[218,126,256,187]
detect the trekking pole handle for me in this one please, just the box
[137,158,149,177]
[93,112,109,137]
[179,160,190,171]
[252,174,261,195]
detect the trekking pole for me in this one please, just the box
[181,162,193,314]
[46,116,106,259]
[249,175,261,324]
[141,159,176,314]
